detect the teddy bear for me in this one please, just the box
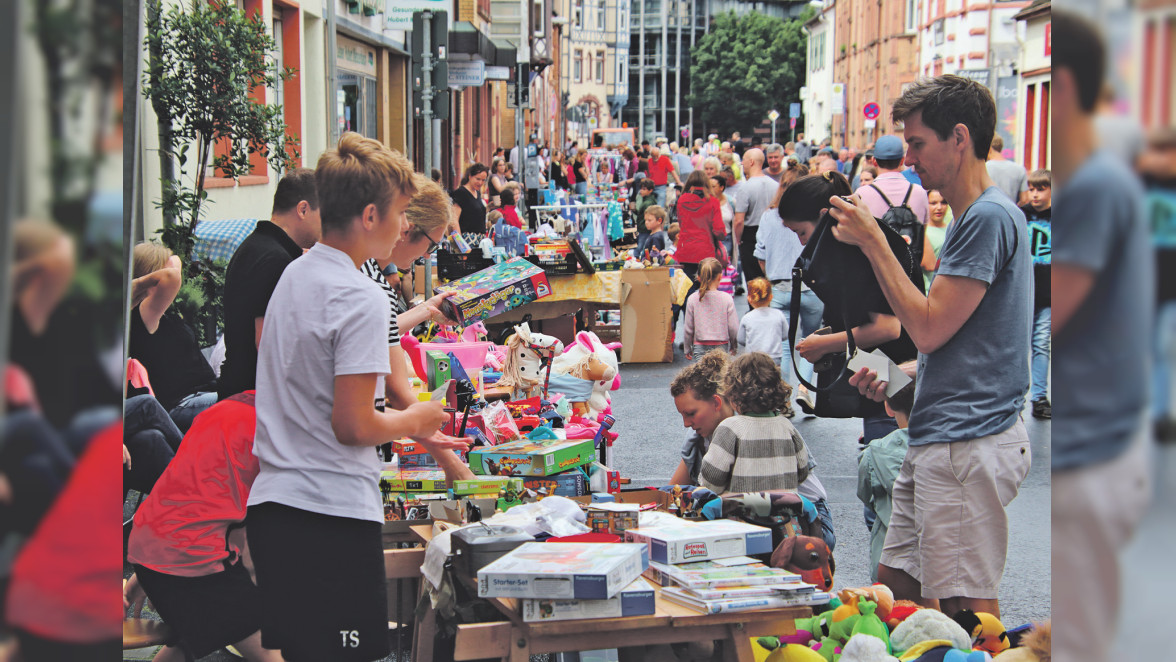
[991,622,1050,662]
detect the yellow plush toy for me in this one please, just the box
[765,644,827,662]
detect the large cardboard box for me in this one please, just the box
[477,542,649,599]
[624,519,773,565]
[413,261,439,297]
[620,267,673,363]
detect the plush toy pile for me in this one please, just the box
[753,585,1051,662]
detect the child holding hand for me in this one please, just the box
[683,257,738,361]
[698,351,809,494]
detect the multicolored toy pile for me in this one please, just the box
[752,583,1051,662]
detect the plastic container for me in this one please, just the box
[401,336,494,382]
[451,524,534,579]
[525,253,578,276]
[437,251,496,281]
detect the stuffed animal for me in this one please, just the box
[850,599,891,652]
[770,535,835,592]
[951,610,1009,656]
[839,585,895,623]
[549,331,620,417]
[812,635,842,661]
[886,600,923,630]
[779,609,837,646]
[763,643,827,662]
[840,633,900,662]
[896,641,991,662]
[991,622,1049,662]
[890,609,973,654]
[496,323,564,398]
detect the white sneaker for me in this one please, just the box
[796,386,816,416]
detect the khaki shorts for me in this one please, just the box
[880,419,1031,600]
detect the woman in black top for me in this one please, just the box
[572,149,590,196]
[451,163,489,234]
[488,158,509,209]
[776,172,917,444]
[549,150,570,190]
[130,242,219,434]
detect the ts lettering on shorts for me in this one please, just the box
[340,630,360,648]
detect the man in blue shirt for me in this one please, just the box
[830,74,1032,620]
[1049,12,1154,662]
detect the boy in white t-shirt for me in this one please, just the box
[246,132,465,662]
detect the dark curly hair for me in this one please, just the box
[670,349,728,400]
[722,352,792,415]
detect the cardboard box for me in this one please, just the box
[392,440,468,467]
[520,577,656,622]
[571,489,671,510]
[620,267,673,363]
[522,471,589,497]
[450,476,524,497]
[468,437,596,477]
[413,261,439,297]
[624,519,773,565]
[585,503,640,535]
[436,258,553,325]
[477,542,649,599]
[379,467,450,493]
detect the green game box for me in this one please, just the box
[468,436,596,477]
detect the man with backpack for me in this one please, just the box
[856,136,930,267]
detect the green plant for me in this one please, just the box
[143,0,298,343]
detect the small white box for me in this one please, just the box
[478,542,649,600]
[624,519,773,565]
[520,577,656,622]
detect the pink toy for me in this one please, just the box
[550,331,621,419]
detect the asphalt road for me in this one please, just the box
[609,293,1052,629]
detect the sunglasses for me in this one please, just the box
[422,231,443,256]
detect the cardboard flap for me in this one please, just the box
[620,268,674,363]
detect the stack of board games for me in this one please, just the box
[644,556,829,614]
[520,577,655,622]
[477,542,648,600]
[623,519,773,564]
[468,436,596,477]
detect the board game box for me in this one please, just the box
[624,519,773,564]
[642,558,802,589]
[450,476,524,496]
[520,577,655,622]
[477,542,649,600]
[379,467,449,493]
[436,257,552,325]
[392,439,468,468]
[468,436,596,477]
[522,471,588,497]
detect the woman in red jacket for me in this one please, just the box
[672,170,728,332]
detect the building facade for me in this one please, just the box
[830,0,920,149]
[802,0,836,145]
[1014,0,1050,171]
[558,0,631,147]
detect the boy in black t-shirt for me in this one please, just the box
[1021,169,1052,419]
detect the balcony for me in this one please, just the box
[629,54,663,69]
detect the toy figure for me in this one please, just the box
[497,322,564,399]
[953,610,1009,656]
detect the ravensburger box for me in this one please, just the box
[520,576,656,622]
[624,519,773,564]
[477,542,648,599]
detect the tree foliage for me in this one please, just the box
[689,10,810,136]
[143,0,299,343]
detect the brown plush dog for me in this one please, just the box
[769,534,834,591]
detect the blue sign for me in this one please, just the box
[789,103,801,119]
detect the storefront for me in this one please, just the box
[335,33,380,139]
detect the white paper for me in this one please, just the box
[846,349,912,398]
[711,555,760,567]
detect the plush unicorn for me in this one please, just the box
[496,322,565,399]
[549,331,621,418]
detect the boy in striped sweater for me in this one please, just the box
[699,351,810,494]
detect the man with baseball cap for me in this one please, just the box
[855,135,929,226]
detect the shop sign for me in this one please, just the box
[448,60,486,88]
[385,0,448,32]
[337,34,377,77]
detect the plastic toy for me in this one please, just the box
[890,609,973,655]
[549,331,621,418]
[757,640,826,662]
[897,642,992,662]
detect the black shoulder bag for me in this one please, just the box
[787,210,920,418]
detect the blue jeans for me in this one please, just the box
[813,498,837,552]
[574,181,588,197]
[168,390,218,435]
[1030,306,1052,401]
[1154,301,1176,422]
[771,283,825,389]
[654,184,667,207]
[124,395,182,495]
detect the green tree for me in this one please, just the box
[142,0,298,343]
[689,10,811,137]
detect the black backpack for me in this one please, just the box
[870,184,925,268]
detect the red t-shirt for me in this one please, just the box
[6,421,123,643]
[127,392,260,577]
[647,155,674,186]
[502,205,523,229]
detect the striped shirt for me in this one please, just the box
[698,413,810,494]
[360,259,402,346]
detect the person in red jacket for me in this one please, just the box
[123,392,283,661]
[671,170,728,333]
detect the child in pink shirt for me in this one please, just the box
[683,257,739,361]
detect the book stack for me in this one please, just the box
[644,556,829,614]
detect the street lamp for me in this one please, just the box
[768,109,780,144]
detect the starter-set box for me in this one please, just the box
[477,542,649,600]
[624,519,773,564]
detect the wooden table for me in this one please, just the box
[403,525,808,662]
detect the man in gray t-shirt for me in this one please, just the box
[734,148,777,282]
[985,135,1028,206]
[829,75,1031,619]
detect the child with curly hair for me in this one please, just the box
[698,351,810,494]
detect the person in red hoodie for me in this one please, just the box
[123,392,283,661]
[671,170,728,332]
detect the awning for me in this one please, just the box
[449,21,497,62]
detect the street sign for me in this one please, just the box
[789,102,801,119]
[863,102,880,120]
[411,10,448,62]
[831,83,845,114]
[768,109,780,122]
[485,65,511,81]
[790,117,797,129]
[864,118,877,129]
[447,60,485,87]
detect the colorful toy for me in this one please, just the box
[549,331,621,418]
[849,599,891,653]
[897,642,991,662]
[886,600,923,630]
[435,257,553,325]
[952,610,1009,656]
[890,609,973,655]
[840,633,899,662]
[839,585,895,623]
[991,622,1049,662]
[759,642,827,662]
[496,322,565,399]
